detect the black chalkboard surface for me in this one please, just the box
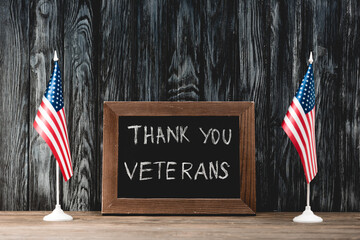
[118,116,240,198]
[102,102,255,215]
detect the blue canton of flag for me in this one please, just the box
[296,65,315,114]
[44,62,64,112]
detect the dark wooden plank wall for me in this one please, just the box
[0,0,359,211]
[0,0,29,211]
[28,0,63,210]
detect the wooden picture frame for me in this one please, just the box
[102,102,255,215]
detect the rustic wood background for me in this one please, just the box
[0,0,359,211]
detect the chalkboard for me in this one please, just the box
[102,102,255,215]
[117,116,240,198]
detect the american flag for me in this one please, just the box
[282,60,317,183]
[33,55,73,181]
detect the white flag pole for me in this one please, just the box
[293,52,322,223]
[43,51,73,222]
[56,164,60,206]
[306,183,310,207]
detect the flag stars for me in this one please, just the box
[295,65,315,114]
[43,63,64,111]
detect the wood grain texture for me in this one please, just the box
[311,0,343,212]
[63,0,99,211]
[0,0,359,211]
[97,2,137,212]
[99,0,136,102]
[135,0,167,101]
[0,0,29,210]
[29,0,64,210]
[0,212,359,239]
[336,0,360,211]
[239,103,256,212]
[237,0,270,211]
[167,0,201,101]
[268,0,309,212]
[201,0,238,101]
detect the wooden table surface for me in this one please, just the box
[0,211,359,239]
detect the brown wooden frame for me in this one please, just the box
[102,102,255,215]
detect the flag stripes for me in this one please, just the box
[34,96,73,181]
[282,98,317,183]
[307,111,317,174]
[282,61,317,183]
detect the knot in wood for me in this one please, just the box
[38,1,51,18]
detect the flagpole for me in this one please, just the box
[307,183,310,207]
[54,50,60,209]
[43,50,73,221]
[306,52,314,207]
[56,163,60,206]
[307,52,312,209]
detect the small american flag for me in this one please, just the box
[33,53,73,181]
[282,55,317,183]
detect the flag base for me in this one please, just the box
[293,206,323,223]
[43,204,73,221]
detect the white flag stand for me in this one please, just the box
[43,164,73,221]
[293,183,323,223]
